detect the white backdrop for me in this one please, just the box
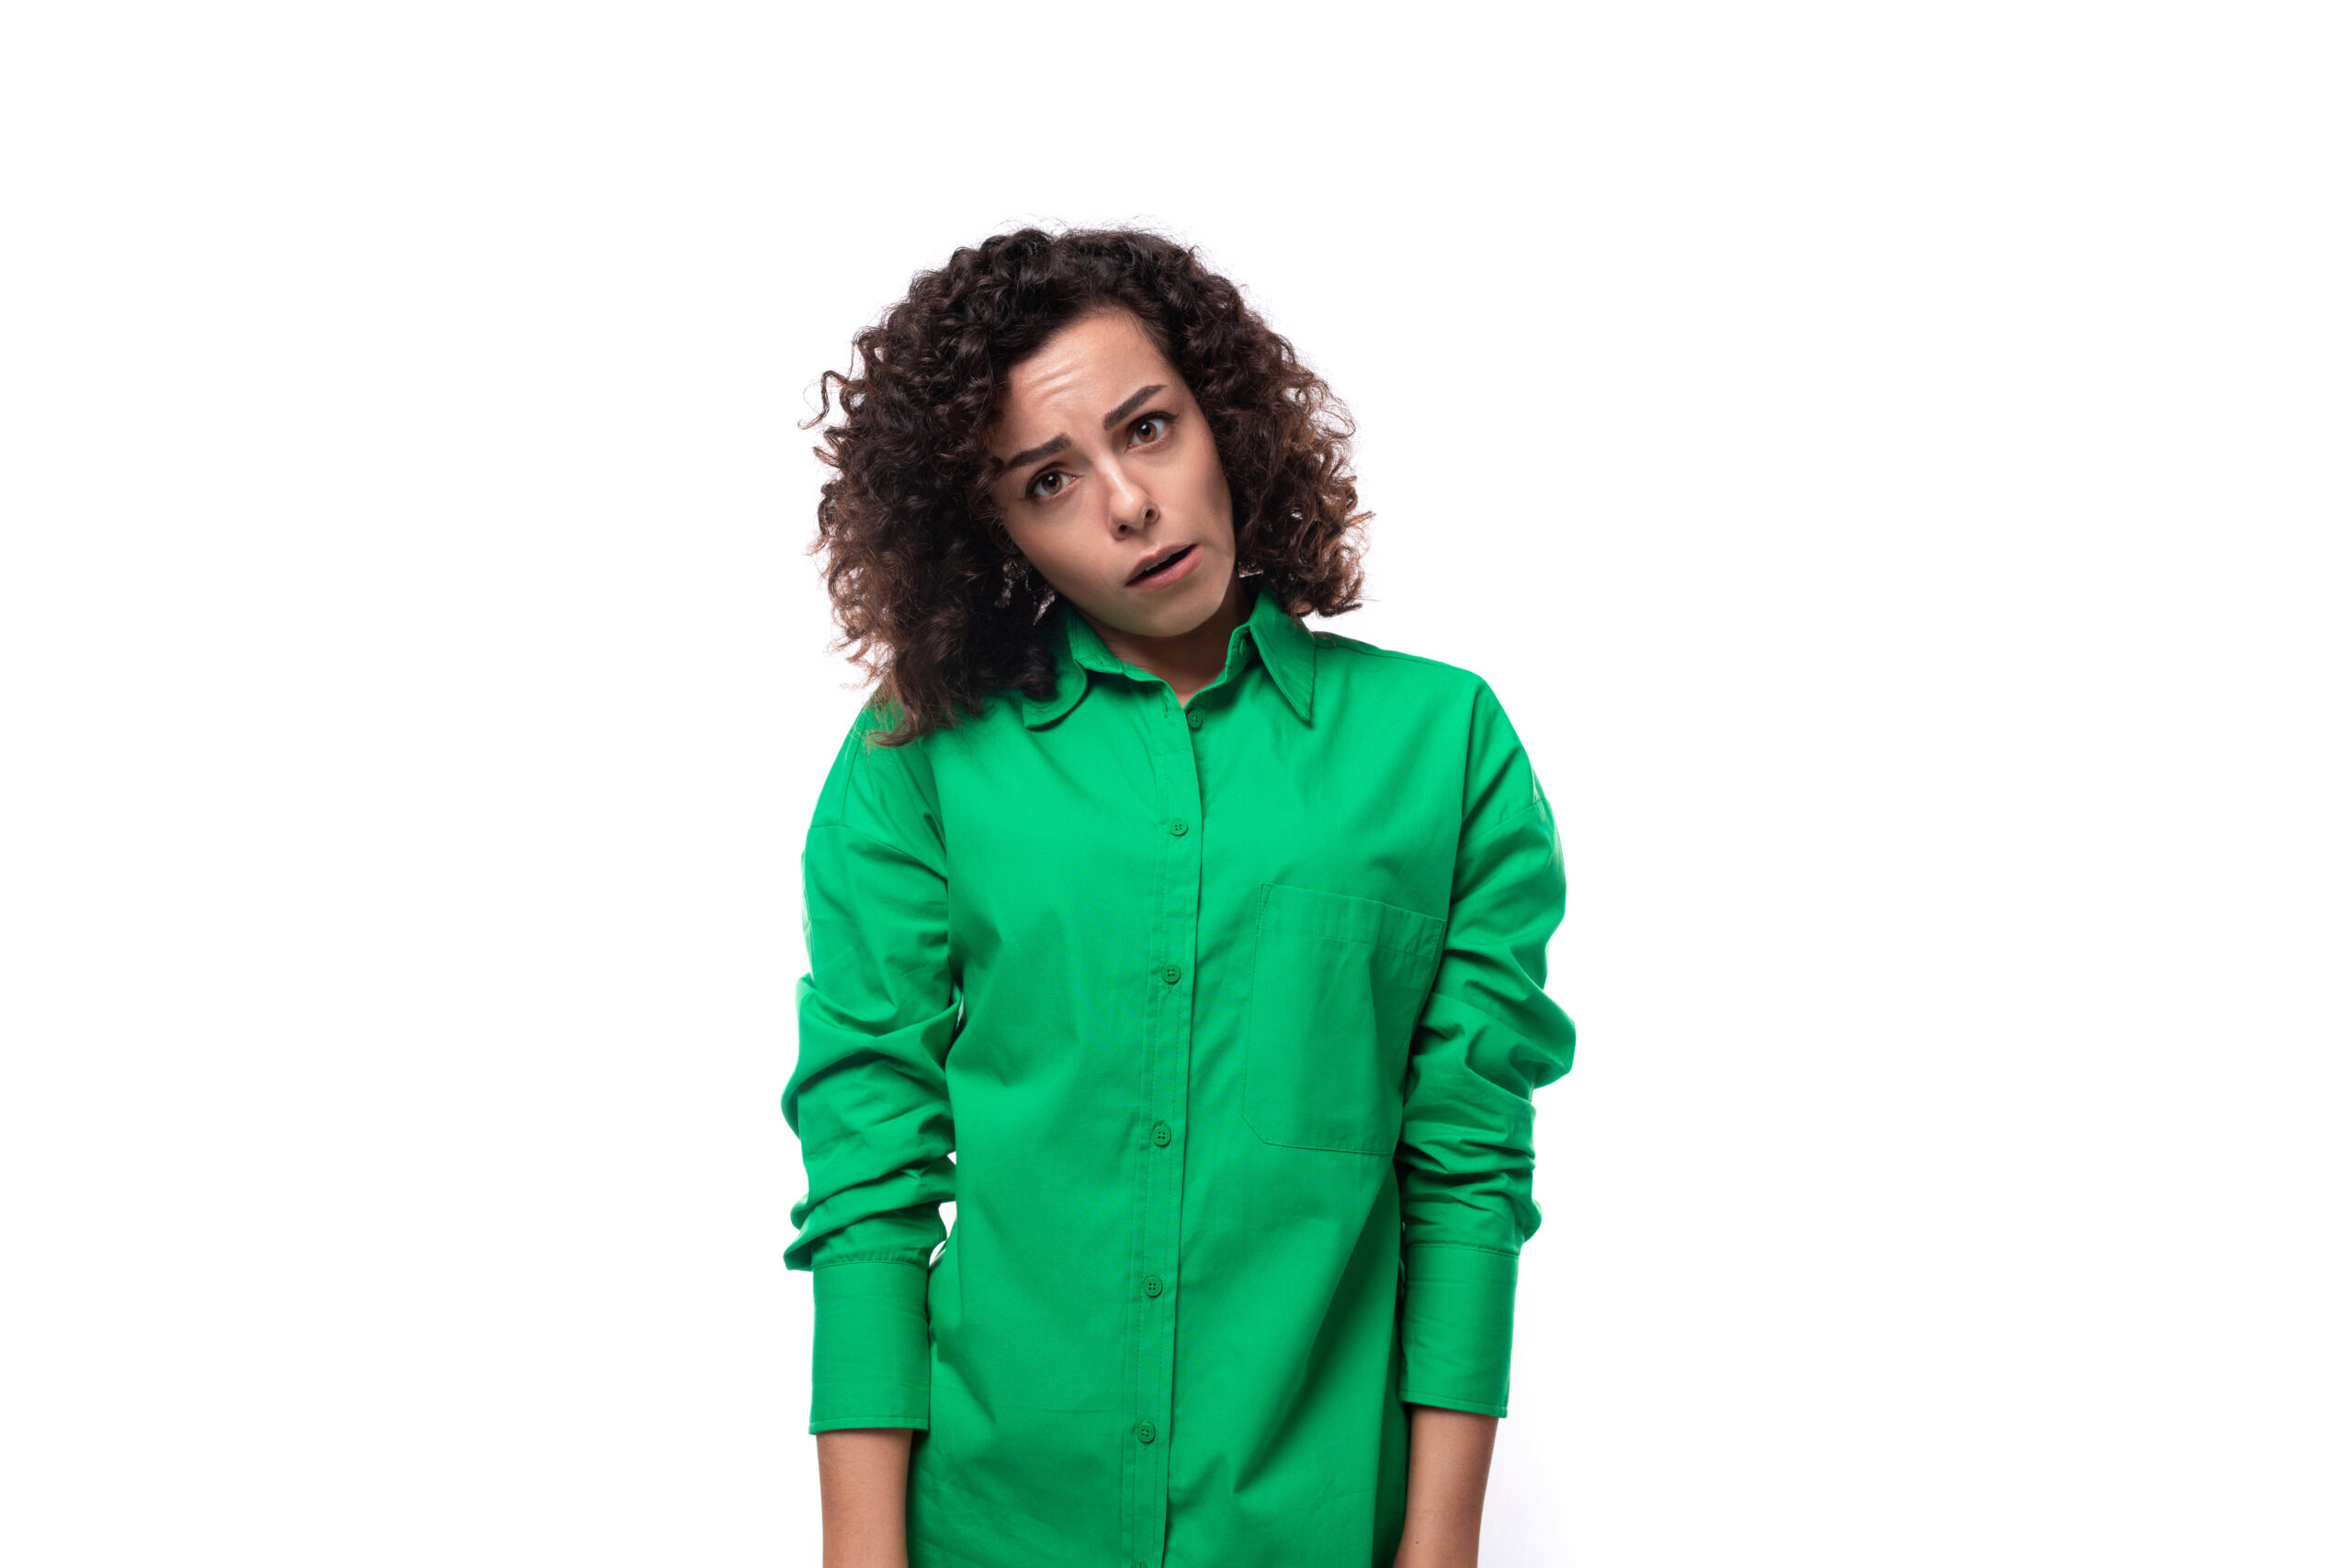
[4,4,2346,1564]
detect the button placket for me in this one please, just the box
[1126,682,1203,1568]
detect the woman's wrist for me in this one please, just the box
[1394,1403,1498,1567]
[815,1427,913,1568]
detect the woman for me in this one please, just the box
[783,225,1577,1568]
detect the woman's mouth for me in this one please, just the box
[1127,543,1201,590]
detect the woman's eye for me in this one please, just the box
[1025,416,1172,501]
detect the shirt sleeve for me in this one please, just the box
[1394,677,1577,1418]
[781,702,959,1434]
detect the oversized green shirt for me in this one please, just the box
[783,577,1577,1567]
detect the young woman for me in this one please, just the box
[783,226,1577,1568]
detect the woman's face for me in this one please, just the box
[983,307,1237,639]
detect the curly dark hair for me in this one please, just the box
[800,223,1373,748]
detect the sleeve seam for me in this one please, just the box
[1402,1240,1521,1259]
[1399,1391,1510,1418]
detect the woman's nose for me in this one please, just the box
[1102,459,1154,530]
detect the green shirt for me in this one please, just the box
[783,577,1577,1567]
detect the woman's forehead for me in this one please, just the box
[1007,310,1171,400]
[990,311,1186,455]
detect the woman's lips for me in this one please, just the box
[1127,543,1202,591]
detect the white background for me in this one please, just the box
[4,3,2346,1563]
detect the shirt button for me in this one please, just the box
[1168,818,1188,836]
[1187,712,1203,730]
[1136,1420,1157,1444]
[1143,1274,1163,1297]
[1159,962,1182,984]
[1151,1121,1171,1146]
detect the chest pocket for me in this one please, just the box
[1242,881,1446,1155]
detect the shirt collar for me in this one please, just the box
[1022,576,1317,729]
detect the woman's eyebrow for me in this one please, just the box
[1003,384,1170,472]
[1100,382,1167,430]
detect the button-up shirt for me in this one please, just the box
[783,576,1577,1567]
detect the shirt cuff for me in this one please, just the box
[1396,1241,1519,1417]
[809,1258,933,1433]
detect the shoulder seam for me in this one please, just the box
[1486,789,1549,834]
[820,703,946,856]
[808,818,946,878]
